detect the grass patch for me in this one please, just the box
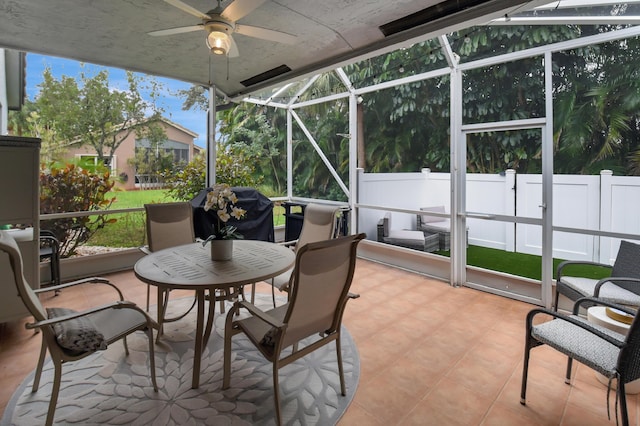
[88,189,176,247]
[88,189,286,247]
[437,245,612,281]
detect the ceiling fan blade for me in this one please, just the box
[221,0,267,22]
[164,0,210,19]
[148,25,203,37]
[235,24,297,45]
[228,36,240,58]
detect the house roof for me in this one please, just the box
[0,0,543,101]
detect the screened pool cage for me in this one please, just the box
[52,1,640,309]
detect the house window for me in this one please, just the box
[75,154,117,173]
[134,139,190,165]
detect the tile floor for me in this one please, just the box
[0,258,637,425]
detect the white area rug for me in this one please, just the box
[2,294,359,425]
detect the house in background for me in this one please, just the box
[64,117,199,190]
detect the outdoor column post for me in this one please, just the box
[541,51,554,308]
[206,85,216,187]
[286,109,293,199]
[348,92,358,234]
[450,66,465,287]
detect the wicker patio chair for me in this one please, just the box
[223,233,365,425]
[554,240,640,311]
[521,296,640,426]
[0,230,158,426]
[377,212,437,252]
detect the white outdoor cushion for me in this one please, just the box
[559,276,640,306]
[420,206,446,224]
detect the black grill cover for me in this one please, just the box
[190,187,274,242]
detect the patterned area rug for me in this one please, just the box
[2,294,360,425]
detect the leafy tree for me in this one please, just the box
[219,105,286,194]
[165,144,262,202]
[164,151,207,201]
[181,21,640,192]
[128,124,174,188]
[30,66,165,166]
[39,162,116,257]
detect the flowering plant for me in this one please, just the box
[202,184,246,242]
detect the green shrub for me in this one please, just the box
[40,162,116,257]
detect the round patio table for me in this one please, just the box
[134,240,295,388]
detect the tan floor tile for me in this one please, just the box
[402,377,492,425]
[2,257,639,426]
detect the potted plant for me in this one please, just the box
[202,184,246,260]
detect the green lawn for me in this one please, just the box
[439,245,612,281]
[88,189,285,247]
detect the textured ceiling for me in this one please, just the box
[0,0,537,99]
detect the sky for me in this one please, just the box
[25,53,208,148]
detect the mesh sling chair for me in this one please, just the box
[554,240,640,311]
[269,203,341,307]
[223,233,365,425]
[0,230,158,426]
[521,297,640,426]
[143,202,225,338]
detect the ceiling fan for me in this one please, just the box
[148,0,297,57]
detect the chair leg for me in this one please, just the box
[146,284,151,312]
[222,306,236,390]
[146,327,158,392]
[45,360,63,426]
[619,381,629,426]
[271,280,277,308]
[32,337,48,392]
[520,341,531,405]
[156,287,169,342]
[219,290,225,314]
[552,287,560,311]
[336,334,346,396]
[565,357,573,384]
[273,362,282,426]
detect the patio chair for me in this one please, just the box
[269,203,341,307]
[222,233,365,425]
[521,296,640,426]
[39,230,61,288]
[377,212,438,252]
[143,202,226,338]
[554,240,640,311]
[143,202,196,310]
[416,206,468,251]
[0,230,158,426]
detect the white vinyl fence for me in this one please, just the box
[357,169,640,263]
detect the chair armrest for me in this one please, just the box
[573,296,638,316]
[237,300,285,328]
[25,300,152,330]
[377,220,384,242]
[34,277,125,301]
[556,260,612,280]
[277,239,298,248]
[593,277,640,298]
[526,306,625,348]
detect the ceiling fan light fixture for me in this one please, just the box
[207,30,230,55]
